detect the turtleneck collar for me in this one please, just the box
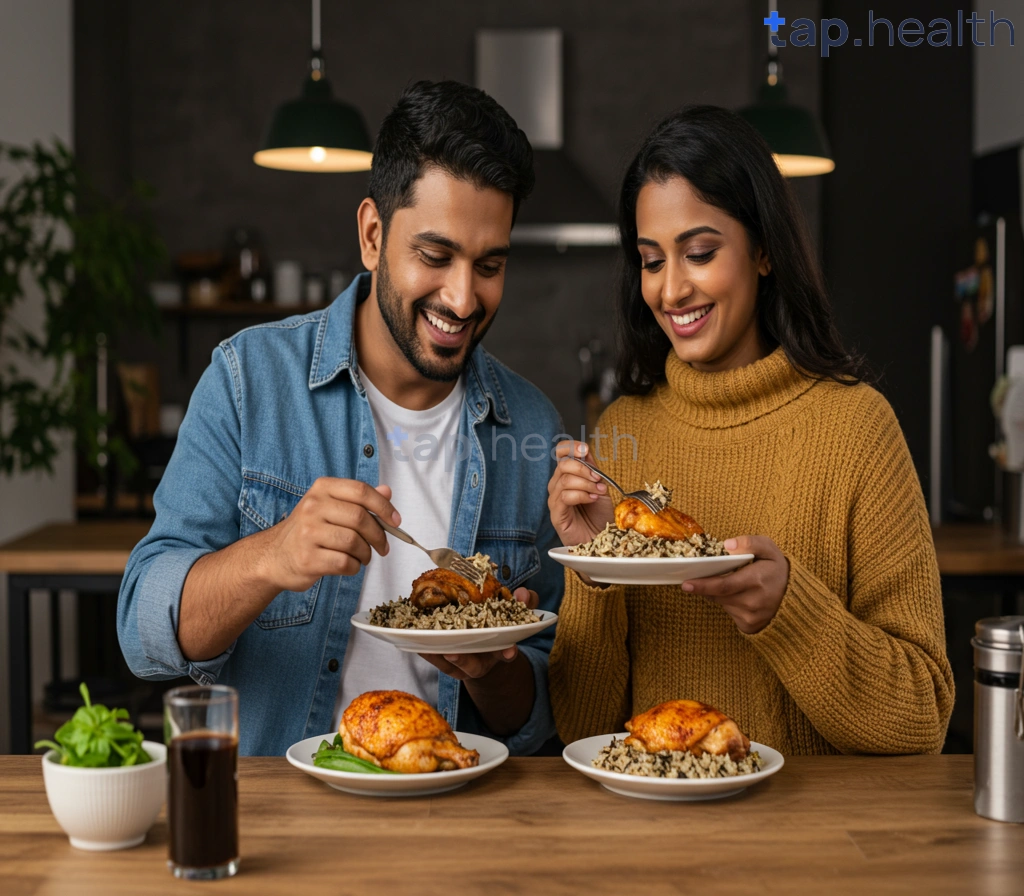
[658,345,817,429]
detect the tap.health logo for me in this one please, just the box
[763,9,1016,56]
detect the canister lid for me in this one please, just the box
[974,615,1024,649]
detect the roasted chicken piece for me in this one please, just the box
[624,699,751,761]
[409,566,513,610]
[339,690,480,773]
[615,497,704,542]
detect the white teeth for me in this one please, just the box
[670,306,710,326]
[425,311,466,334]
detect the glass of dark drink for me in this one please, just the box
[164,685,239,880]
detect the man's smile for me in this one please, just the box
[420,307,473,348]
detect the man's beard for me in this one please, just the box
[376,253,493,383]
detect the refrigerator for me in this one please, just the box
[931,212,1024,524]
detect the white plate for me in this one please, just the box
[562,733,784,801]
[548,547,754,585]
[350,609,557,654]
[286,732,508,797]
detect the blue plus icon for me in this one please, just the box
[386,426,409,446]
[764,10,785,32]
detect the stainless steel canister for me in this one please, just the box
[973,616,1024,822]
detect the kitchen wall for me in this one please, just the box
[0,0,76,754]
[973,0,1024,215]
[974,0,1024,155]
[821,0,974,487]
[75,0,823,434]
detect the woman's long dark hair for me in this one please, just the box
[616,105,872,395]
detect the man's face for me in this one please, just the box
[374,166,513,382]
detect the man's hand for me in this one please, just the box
[180,478,402,662]
[681,536,790,634]
[264,478,401,592]
[419,588,540,737]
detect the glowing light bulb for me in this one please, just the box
[309,146,327,163]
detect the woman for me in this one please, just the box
[547,106,953,755]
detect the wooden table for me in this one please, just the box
[1,755,1022,895]
[0,521,151,754]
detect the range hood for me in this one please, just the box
[475,29,618,250]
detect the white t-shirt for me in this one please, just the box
[333,370,466,728]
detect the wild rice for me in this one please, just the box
[465,552,497,576]
[368,597,540,630]
[569,522,726,559]
[644,480,672,510]
[592,738,762,778]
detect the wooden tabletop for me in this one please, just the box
[1,755,1022,895]
[0,521,151,575]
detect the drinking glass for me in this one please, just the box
[163,685,240,879]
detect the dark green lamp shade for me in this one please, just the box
[254,76,372,172]
[738,82,834,177]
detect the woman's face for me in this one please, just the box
[635,175,771,372]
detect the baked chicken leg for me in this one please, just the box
[409,567,513,610]
[339,690,480,773]
[615,498,704,542]
[624,699,751,761]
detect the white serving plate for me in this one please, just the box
[548,547,754,585]
[562,733,784,801]
[286,732,508,797]
[350,609,557,654]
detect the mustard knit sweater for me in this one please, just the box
[549,347,954,755]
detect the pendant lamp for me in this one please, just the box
[738,0,835,177]
[254,0,372,172]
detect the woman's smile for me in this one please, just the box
[666,302,714,337]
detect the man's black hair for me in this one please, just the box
[368,80,534,237]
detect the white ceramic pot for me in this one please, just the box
[41,740,166,851]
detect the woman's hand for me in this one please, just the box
[681,535,790,634]
[547,440,615,547]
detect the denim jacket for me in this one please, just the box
[117,273,565,756]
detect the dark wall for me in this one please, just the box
[821,1,974,484]
[75,0,823,431]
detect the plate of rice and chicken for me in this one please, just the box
[548,480,754,585]
[562,699,784,801]
[352,553,557,654]
[287,690,508,797]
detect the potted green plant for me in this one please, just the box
[36,683,166,851]
[0,139,165,484]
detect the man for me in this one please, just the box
[117,81,564,756]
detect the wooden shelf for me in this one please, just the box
[75,493,154,514]
[161,302,326,317]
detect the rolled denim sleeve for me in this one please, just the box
[117,345,244,684]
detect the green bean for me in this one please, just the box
[313,751,396,774]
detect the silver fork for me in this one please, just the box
[573,457,664,515]
[368,512,487,588]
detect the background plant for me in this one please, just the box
[0,140,164,478]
